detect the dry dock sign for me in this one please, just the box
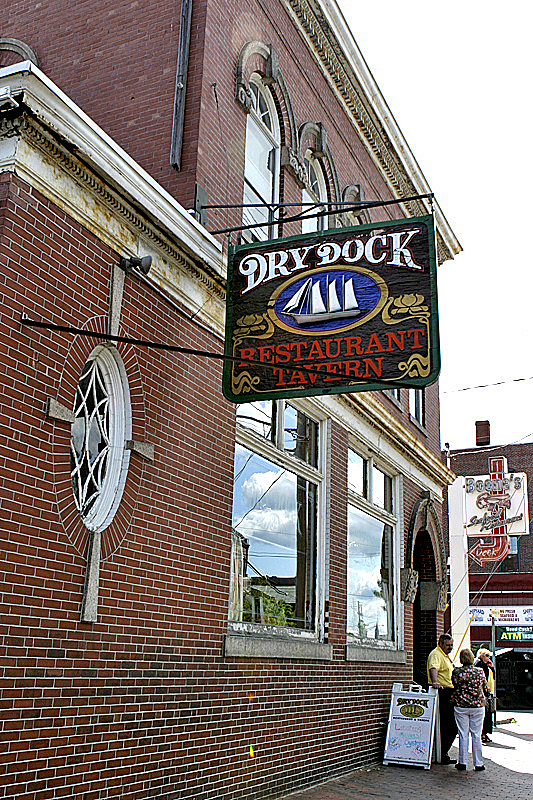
[223,216,439,402]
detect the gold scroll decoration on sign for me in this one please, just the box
[231,313,275,395]
[381,294,431,379]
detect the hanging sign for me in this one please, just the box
[462,456,529,566]
[383,683,438,769]
[465,472,528,537]
[223,215,439,402]
[496,625,533,642]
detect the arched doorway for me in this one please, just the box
[404,493,447,686]
[412,529,437,685]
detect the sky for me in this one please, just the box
[338,1,533,450]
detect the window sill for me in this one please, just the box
[346,644,407,664]
[224,634,333,660]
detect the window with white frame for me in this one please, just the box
[409,388,425,426]
[347,447,397,642]
[384,388,402,404]
[70,344,131,532]
[229,400,322,632]
[302,152,327,233]
[242,77,280,242]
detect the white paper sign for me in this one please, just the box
[470,606,533,625]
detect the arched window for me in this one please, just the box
[343,184,370,227]
[302,152,327,233]
[243,76,280,241]
[70,344,131,532]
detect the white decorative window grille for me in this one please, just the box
[70,345,131,532]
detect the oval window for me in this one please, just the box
[70,345,131,532]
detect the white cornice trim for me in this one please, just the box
[0,61,224,278]
[313,391,456,498]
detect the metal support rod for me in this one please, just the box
[209,193,435,235]
[202,192,434,210]
[20,315,240,360]
[21,314,410,384]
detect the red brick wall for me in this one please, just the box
[377,384,442,461]
[0,173,421,799]
[3,0,207,210]
[328,421,348,646]
[1,0,447,787]
[195,0,399,237]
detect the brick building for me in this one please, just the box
[1,2,459,798]
[444,427,533,709]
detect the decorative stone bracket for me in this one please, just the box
[235,42,279,112]
[298,121,327,159]
[126,440,154,462]
[281,145,307,188]
[436,581,448,613]
[400,567,419,603]
[46,397,75,424]
[236,83,253,112]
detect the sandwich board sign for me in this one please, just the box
[384,683,438,769]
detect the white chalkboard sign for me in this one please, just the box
[383,683,438,769]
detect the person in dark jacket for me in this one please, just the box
[474,647,495,742]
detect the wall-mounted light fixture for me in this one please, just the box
[119,255,152,275]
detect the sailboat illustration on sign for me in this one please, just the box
[282,276,361,325]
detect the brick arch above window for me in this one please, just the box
[342,183,371,226]
[0,38,39,67]
[298,122,327,161]
[235,40,296,149]
[295,121,341,227]
[299,123,340,196]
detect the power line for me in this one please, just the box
[441,375,533,394]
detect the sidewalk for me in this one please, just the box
[281,712,533,800]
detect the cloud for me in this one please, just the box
[241,468,296,511]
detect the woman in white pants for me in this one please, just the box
[452,648,489,772]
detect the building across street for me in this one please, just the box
[443,422,533,710]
